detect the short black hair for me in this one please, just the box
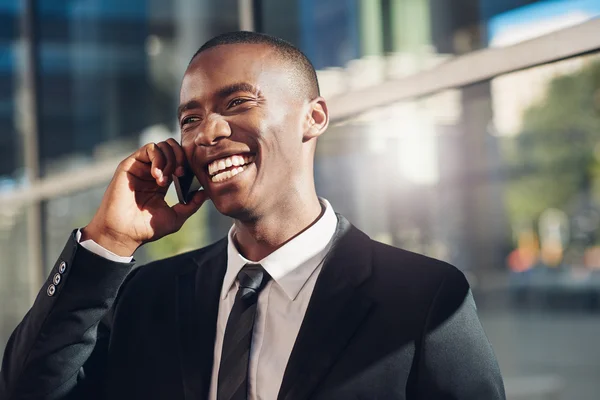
[190,31,320,100]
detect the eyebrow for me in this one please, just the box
[215,82,259,99]
[177,100,202,120]
[177,82,260,120]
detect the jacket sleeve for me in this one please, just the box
[0,230,135,400]
[417,267,506,400]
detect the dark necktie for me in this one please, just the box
[217,264,271,400]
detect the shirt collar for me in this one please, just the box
[222,198,337,301]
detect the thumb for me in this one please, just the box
[171,190,209,228]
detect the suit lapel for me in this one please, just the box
[176,240,227,400]
[278,215,375,400]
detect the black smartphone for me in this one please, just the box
[173,164,203,204]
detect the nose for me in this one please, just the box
[194,114,232,146]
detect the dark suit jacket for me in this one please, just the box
[1,215,505,400]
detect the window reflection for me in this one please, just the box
[0,1,24,186]
[261,0,600,99]
[43,186,215,269]
[36,0,239,177]
[315,52,600,397]
[0,204,30,356]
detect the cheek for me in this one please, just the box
[261,109,302,151]
[180,129,195,149]
[263,133,303,182]
[180,137,194,162]
[180,136,203,175]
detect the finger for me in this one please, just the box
[165,138,187,177]
[156,141,177,186]
[171,190,209,229]
[137,143,167,184]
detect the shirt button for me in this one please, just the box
[53,273,61,285]
[59,261,67,274]
[47,284,56,296]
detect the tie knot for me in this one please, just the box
[236,264,270,300]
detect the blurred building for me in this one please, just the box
[2,0,600,398]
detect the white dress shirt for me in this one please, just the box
[209,199,337,400]
[76,199,338,400]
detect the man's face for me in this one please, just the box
[178,44,309,219]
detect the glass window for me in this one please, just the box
[318,91,469,265]
[44,186,108,271]
[0,204,32,356]
[490,54,600,399]
[36,0,239,177]
[43,185,227,269]
[315,52,600,398]
[260,0,600,96]
[0,0,35,356]
[261,0,360,71]
[0,0,25,187]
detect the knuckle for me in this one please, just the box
[118,156,133,170]
[166,138,182,153]
[156,141,170,153]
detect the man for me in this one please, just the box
[1,32,505,400]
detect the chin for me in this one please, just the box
[211,195,255,221]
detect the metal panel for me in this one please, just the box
[21,0,44,294]
[1,156,122,205]
[328,18,600,121]
[238,0,254,31]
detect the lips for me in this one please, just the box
[207,153,255,183]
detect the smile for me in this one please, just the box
[208,154,255,183]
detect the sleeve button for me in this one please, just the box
[59,261,67,274]
[47,284,56,296]
[53,273,61,285]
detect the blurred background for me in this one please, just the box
[1,0,600,398]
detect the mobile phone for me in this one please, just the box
[173,164,203,204]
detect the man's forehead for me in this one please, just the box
[181,44,288,98]
[187,44,280,78]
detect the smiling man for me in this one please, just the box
[1,32,505,400]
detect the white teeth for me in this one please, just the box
[210,164,249,183]
[208,154,255,180]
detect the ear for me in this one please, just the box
[303,97,329,142]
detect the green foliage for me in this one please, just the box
[503,58,600,232]
[143,191,209,260]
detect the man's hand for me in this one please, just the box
[81,139,208,257]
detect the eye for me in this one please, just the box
[228,98,250,108]
[181,116,201,126]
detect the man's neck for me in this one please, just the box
[232,195,324,261]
